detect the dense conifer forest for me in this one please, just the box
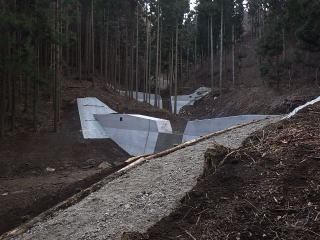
[1,0,319,137]
[1,1,320,238]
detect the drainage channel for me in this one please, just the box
[2,116,281,240]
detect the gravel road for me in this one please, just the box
[13,117,280,240]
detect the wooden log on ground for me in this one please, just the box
[0,117,271,240]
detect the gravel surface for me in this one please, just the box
[13,117,280,240]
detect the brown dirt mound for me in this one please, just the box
[143,103,320,239]
[179,86,320,120]
[0,102,129,178]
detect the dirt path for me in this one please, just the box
[8,117,280,240]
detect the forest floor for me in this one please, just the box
[5,116,279,240]
[140,102,320,240]
[0,78,186,235]
[1,75,319,237]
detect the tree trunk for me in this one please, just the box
[288,67,292,89]
[210,16,214,90]
[316,67,319,87]
[207,17,210,58]
[159,25,162,108]
[148,35,152,104]
[219,2,224,100]
[91,0,95,86]
[170,36,174,105]
[135,5,139,100]
[144,15,149,102]
[33,45,40,132]
[154,3,160,107]
[53,0,59,132]
[186,48,189,83]
[86,5,90,79]
[174,24,179,115]
[78,4,82,81]
[180,39,183,89]
[125,25,129,96]
[0,75,6,138]
[194,31,197,88]
[282,28,286,61]
[232,25,235,87]
[104,9,109,84]
[100,10,104,75]
[131,42,134,99]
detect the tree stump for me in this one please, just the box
[203,144,229,176]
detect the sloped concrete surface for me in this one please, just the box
[77,98,116,139]
[127,115,172,133]
[183,115,277,142]
[94,114,172,156]
[77,98,174,156]
[13,117,280,240]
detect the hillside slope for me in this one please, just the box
[0,78,185,235]
[144,103,320,240]
[179,29,320,120]
[1,117,279,240]
[180,86,320,120]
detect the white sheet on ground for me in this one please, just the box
[284,96,320,119]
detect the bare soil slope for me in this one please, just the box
[0,78,185,235]
[180,86,320,120]
[144,103,320,240]
[0,101,130,235]
[5,117,278,240]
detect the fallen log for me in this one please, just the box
[0,117,272,240]
[118,118,270,174]
[125,154,150,164]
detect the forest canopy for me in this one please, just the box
[1,0,320,137]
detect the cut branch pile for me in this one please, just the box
[141,103,320,240]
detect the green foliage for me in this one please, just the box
[0,0,79,84]
[251,0,320,86]
[195,0,244,57]
[295,1,320,52]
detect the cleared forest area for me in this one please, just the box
[142,103,320,240]
[1,0,320,136]
[0,78,182,235]
[1,0,320,239]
